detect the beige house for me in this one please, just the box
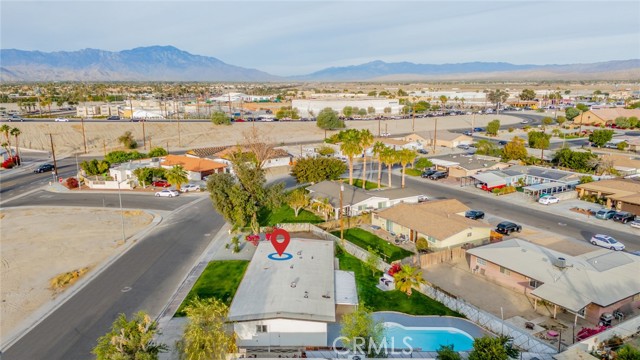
[573,108,640,126]
[576,178,640,215]
[403,130,473,149]
[430,154,509,178]
[600,154,640,176]
[371,199,492,250]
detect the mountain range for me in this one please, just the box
[1,46,639,82]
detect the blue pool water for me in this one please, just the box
[383,322,475,352]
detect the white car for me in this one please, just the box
[629,220,640,229]
[54,117,69,122]
[590,234,625,251]
[538,196,560,205]
[520,119,530,124]
[155,189,180,197]
[381,132,391,137]
[182,184,202,192]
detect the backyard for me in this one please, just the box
[258,204,323,226]
[175,260,249,316]
[332,228,414,262]
[336,246,461,317]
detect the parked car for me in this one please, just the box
[465,210,485,220]
[155,189,180,198]
[381,132,391,137]
[8,115,24,122]
[520,119,530,124]
[463,131,472,136]
[107,116,121,121]
[495,221,522,235]
[630,250,640,256]
[182,183,202,192]
[498,140,508,146]
[457,144,470,150]
[33,163,55,173]
[629,220,640,229]
[152,180,171,188]
[538,196,560,205]
[473,127,484,132]
[590,234,625,251]
[428,171,448,180]
[54,117,69,122]
[417,149,428,154]
[595,209,616,220]
[612,211,636,224]
[421,169,438,178]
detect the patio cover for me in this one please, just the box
[471,173,506,188]
[523,181,567,192]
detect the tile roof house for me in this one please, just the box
[430,154,509,178]
[573,108,640,126]
[161,154,227,181]
[576,178,640,215]
[599,154,640,176]
[228,238,357,348]
[306,181,425,219]
[403,130,473,148]
[372,199,492,250]
[468,239,640,324]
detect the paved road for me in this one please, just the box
[1,189,201,211]
[2,197,224,360]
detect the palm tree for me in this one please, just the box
[372,141,387,189]
[10,127,21,165]
[359,129,374,189]
[393,264,426,296]
[165,165,188,191]
[313,197,334,221]
[338,129,363,186]
[397,148,417,189]
[1,124,12,154]
[439,95,448,113]
[380,147,397,188]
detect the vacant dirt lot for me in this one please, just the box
[0,207,153,340]
[13,114,520,157]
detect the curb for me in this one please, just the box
[0,207,164,352]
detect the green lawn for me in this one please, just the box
[332,228,414,262]
[405,168,422,177]
[336,246,462,317]
[175,260,249,317]
[341,178,383,190]
[258,204,323,226]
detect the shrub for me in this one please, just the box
[117,131,137,149]
[50,267,89,290]
[1,156,19,169]
[66,177,79,189]
[508,127,514,133]
[317,145,336,157]
[415,237,429,253]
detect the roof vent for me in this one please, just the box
[555,257,567,268]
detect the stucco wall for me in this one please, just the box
[234,319,327,347]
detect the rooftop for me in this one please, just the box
[228,238,336,323]
[161,154,226,172]
[431,154,503,170]
[468,239,640,311]
[307,181,424,208]
[375,199,490,240]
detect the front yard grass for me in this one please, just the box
[175,260,249,317]
[405,168,422,176]
[332,228,414,262]
[258,204,323,226]
[336,245,462,317]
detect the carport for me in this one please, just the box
[469,173,507,190]
[523,182,570,198]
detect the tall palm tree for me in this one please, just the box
[165,165,188,191]
[372,141,387,189]
[393,264,426,296]
[397,148,417,189]
[439,95,448,113]
[380,147,397,188]
[10,127,21,165]
[0,124,12,152]
[338,129,363,185]
[359,129,374,189]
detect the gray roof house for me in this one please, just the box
[306,181,426,218]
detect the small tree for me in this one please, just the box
[617,141,629,151]
[436,344,461,360]
[486,119,500,136]
[415,237,429,253]
[317,145,335,157]
[502,137,528,161]
[468,336,508,360]
[287,188,309,217]
[616,344,640,360]
[397,148,417,189]
[175,298,236,360]
[393,264,426,296]
[542,116,554,128]
[118,131,137,149]
[365,247,380,275]
[165,165,188,191]
[81,159,111,176]
[316,107,345,135]
[342,106,353,118]
[340,302,384,357]
[93,311,167,360]
[211,111,231,125]
[148,147,168,157]
[564,107,580,121]
[414,157,433,171]
[290,157,347,183]
[528,131,551,160]
[588,129,614,147]
[556,116,567,126]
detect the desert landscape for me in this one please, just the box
[0,207,154,340]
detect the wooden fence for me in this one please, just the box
[419,247,467,268]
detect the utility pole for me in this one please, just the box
[49,133,58,178]
[80,117,87,154]
[378,117,381,137]
[142,120,147,149]
[340,184,344,246]
[177,117,181,147]
[412,104,416,132]
[103,139,106,157]
[432,118,438,154]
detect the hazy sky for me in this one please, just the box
[2,1,639,75]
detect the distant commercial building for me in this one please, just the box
[292,99,401,117]
[209,92,272,102]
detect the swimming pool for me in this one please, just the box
[383,322,475,352]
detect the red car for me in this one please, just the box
[152,180,170,188]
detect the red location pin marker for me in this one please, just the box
[270,228,291,256]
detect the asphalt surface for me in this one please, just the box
[2,197,224,360]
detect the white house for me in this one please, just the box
[228,238,357,348]
[187,146,292,171]
[307,181,426,218]
[108,158,162,186]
